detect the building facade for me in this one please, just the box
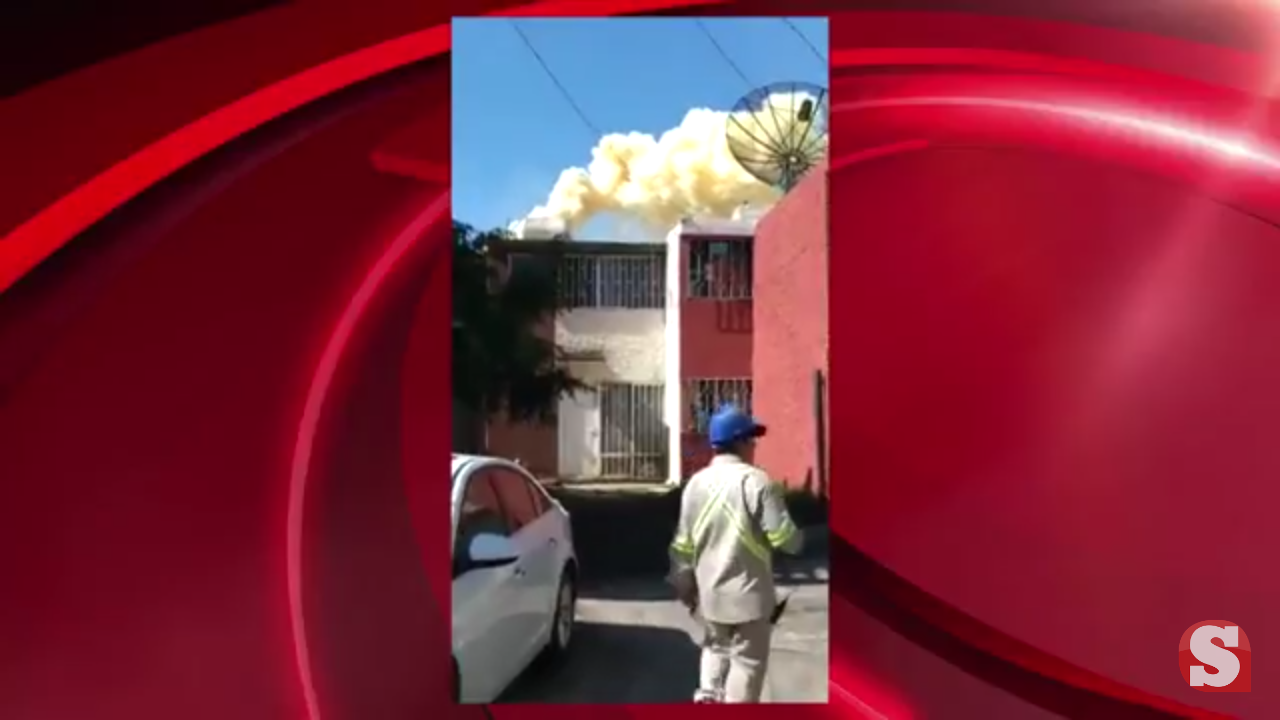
[479,170,828,490]
[669,216,756,480]
[482,236,669,481]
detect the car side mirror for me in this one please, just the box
[467,533,520,569]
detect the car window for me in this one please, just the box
[456,470,509,558]
[491,468,542,532]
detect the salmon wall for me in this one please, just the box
[753,164,829,492]
[677,236,755,478]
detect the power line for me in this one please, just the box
[781,18,827,68]
[508,21,603,139]
[694,19,755,90]
[695,20,817,190]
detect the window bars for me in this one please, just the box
[685,377,753,433]
[688,239,753,300]
[558,254,665,309]
[598,382,667,479]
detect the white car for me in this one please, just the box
[451,454,578,702]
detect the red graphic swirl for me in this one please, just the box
[1,3,1277,720]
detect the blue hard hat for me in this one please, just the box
[707,404,767,448]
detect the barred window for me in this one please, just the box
[599,382,667,479]
[688,239,752,300]
[558,254,665,309]
[686,377,753,433]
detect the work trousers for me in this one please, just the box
[696,618,773,703]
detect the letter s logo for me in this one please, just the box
[1179,621,1251,693]
[1188,625,1239,687]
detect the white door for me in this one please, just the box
[557,391,601,479]
[452,470,525,702]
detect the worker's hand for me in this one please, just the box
[668,566,698,609]
[683,597,699,615]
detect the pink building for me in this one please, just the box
[751,163,829,494]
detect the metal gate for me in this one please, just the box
[598,382,666,479]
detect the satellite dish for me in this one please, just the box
[726,81,829,192]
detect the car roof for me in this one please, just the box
[452,452,484,467]
[451,454,476,482]
[451,453,519,485]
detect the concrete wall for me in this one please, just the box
[555,309,666,384]
[483,315,558,478]
[752,164,829,492]
[554,308,666,478]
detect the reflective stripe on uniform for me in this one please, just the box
[693,478,771,564]
[722,503,771,563]
[692,479,732,539]
[672,479,733,557]
[765,517,797,548]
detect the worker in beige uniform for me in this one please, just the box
[669,404,804,703]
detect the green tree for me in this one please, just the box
[452,220,584,423]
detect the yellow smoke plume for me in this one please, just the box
[511,90,826,236]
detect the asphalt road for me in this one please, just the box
[500,557,829,704]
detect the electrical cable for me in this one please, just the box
[694,19,755,90]
[781,18,827,67]
[508,21,604,139]
[694,19,802,182]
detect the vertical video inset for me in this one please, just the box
[451,16,829,704]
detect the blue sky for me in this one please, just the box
[451,17,829,239]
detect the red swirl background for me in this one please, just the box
[1,1,1277,719]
